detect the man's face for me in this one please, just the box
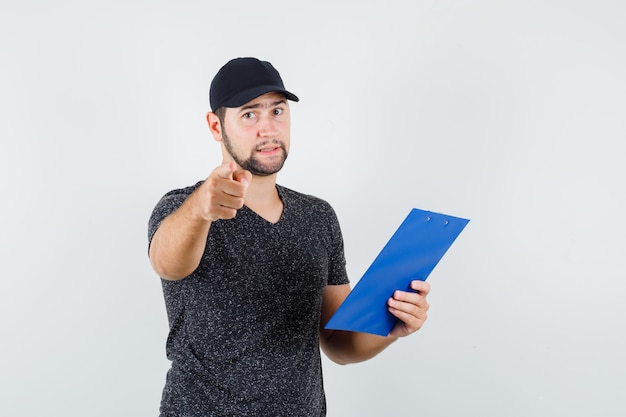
[220,92,291,176]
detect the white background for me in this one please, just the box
[2,1,625,416]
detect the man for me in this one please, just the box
[148,57,430,417]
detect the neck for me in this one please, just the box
[244,174,283,224]
[245,173,279,204]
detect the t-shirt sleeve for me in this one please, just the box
[147,184,198,247]
[325,204,350,286]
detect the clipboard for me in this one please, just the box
[324,208,470,336]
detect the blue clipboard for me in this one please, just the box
[324,208,470,336]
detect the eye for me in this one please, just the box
[273,108,283,116]
[243,112,256,120]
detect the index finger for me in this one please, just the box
[215,161,237,180]
[232,168,251,187]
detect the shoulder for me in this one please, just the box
[277,185,335,213]
[152,181,205,213]
[277,184,341,228]
[148,181,204,239]
[159,181,204,202]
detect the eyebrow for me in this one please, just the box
[239,99,286,113]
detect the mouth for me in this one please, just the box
[256,142,283,155]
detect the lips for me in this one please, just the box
[257,145,280,152]
[256,141,283,153]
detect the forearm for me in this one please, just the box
[149,193,212,281]
[320,329,398,365]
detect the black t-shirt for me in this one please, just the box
[148,182,349,417]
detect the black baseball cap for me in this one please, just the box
[209,57,299,111]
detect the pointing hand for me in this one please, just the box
[196,161,252,221]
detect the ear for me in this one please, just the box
[206,112,223,142]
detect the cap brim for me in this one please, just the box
[218,85,299,109]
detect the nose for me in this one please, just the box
[257,114,278,137]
